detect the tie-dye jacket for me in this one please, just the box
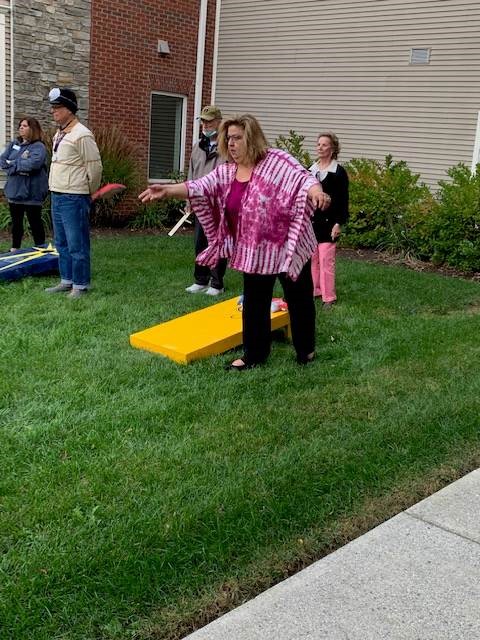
[186,148,317,281]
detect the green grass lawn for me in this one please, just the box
[1,234,480,640]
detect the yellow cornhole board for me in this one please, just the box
[130,296,291,364]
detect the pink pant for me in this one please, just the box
[311,242,337,303]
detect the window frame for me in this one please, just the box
[148,91,187,184]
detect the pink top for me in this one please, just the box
[225,179,249,239]
[186,148,317,281]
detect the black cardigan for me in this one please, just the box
[312,164,349,243]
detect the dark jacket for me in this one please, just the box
[0,140,49,205]
[311,163,349,243]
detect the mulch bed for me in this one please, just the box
[337,247,480,282]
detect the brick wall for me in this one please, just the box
[89,0,217,186]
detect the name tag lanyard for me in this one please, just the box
[53,120,74,155]
[53,131,67,153]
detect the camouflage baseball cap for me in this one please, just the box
[199,105,222,121]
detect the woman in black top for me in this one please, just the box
[309,132,349,307]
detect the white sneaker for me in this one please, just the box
[185,283,209,293]
[205,286,224,296]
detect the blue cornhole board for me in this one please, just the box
[0,244,59,281]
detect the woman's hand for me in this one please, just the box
[331,223,341,241]
[138,182,189,204]
[308,184,331,210]
[138,184,169,204]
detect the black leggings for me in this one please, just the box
[242,261,315,365]
[9,202,45,249]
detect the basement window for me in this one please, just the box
[149,92,186,180]
[410,48,431,64]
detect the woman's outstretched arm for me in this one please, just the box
[138,182,188,204]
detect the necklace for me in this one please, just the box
[60,120,74,131]
[53,121,74,152]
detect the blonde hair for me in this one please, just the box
[218,113,268,165]
[317,132,340,159]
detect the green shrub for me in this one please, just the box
[4,123,142,235]
[0,202,9,231]
[41,126,55,161]
[130,172,187,230]
[91,125,142,227]
[130,198,188,231]
[275,130,313,168]
[0,201,52,240]
[344,155,432,255]
[41,198,52,237]
[415,164,480,271]
[43,125,142,227]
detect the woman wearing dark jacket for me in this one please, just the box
[0,117,48,251]
[309,132,349,307]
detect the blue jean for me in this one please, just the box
[51,193,91,288]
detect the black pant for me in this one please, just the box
[9,202,45,249]
[242,261,315,365]
[193,216,227,289]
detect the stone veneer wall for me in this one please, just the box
[13,0,91,128]
[0,3,12,144]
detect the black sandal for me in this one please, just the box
[225,359,256,371]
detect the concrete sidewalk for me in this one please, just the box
[184,469,480,640]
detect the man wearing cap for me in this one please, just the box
[45,87,102,298]
[185,105,227,296]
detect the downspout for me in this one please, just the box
[193,0,208,143]
[471,111,480,174]
[210,0,221,103]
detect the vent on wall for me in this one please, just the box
[157,40,170,55]
[410,48,430,64]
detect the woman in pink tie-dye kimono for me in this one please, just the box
[139,114,331,370]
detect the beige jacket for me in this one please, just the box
[49,122,102,195]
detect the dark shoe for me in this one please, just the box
[297,353,315,365]
[322,301,336,310]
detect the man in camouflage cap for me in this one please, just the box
[185,105,227,296]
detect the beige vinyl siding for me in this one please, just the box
[215,0,480,187]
